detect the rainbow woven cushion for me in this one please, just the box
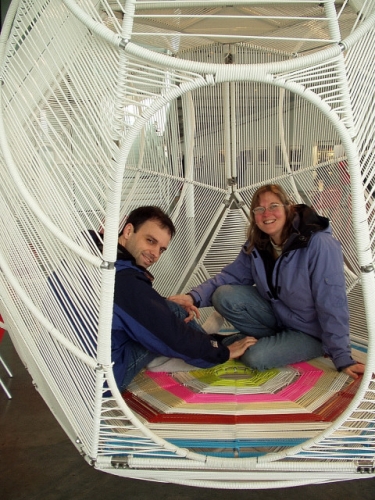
[121,356,361,457]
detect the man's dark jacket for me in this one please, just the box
[111,244,229,389]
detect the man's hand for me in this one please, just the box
[227,336,257,359]
[342,362,365,379]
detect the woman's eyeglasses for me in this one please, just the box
[253,203,284,215]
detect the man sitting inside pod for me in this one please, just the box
[93,206,254,391]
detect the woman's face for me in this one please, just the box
[254,191,287,244]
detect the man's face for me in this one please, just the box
[119,219,172,268]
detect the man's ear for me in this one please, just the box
[121,223,134,240]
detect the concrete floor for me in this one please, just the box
[1,333,375,500]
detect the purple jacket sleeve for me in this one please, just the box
[189,244,255,307]
[307,233,353,370]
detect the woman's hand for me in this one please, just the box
[342,362,365,379]
[168,294,200,321]
[182,304,200,323]
[168,293,194,307]
[227,336,257,359]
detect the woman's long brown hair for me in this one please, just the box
[246,184,295,253]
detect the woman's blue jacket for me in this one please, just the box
[189,205,354,371]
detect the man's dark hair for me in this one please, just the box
[121,206,176,237]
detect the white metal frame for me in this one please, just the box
[0,320,12,399]
[0,0,375,488]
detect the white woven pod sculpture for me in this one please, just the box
[0,0,374,488]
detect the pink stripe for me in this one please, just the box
[145,362,323,404]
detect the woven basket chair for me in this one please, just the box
[0,0,374,488]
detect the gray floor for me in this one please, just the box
[1,334,375,500]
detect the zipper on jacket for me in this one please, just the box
[273,235,309,299]
[273,253,286,300]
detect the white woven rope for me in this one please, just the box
[1,0,375,488]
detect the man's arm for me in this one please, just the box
[114,269,230,367]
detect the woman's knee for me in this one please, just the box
[212,284,256,311]
[212,285,234,313]
[241,345,269,371]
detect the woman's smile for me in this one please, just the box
[254,192,287,244]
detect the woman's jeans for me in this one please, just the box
[120,300,205,390]
[212,285,324,370]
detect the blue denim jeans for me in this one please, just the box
[212,285,324,370]
[119,300,206,390]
